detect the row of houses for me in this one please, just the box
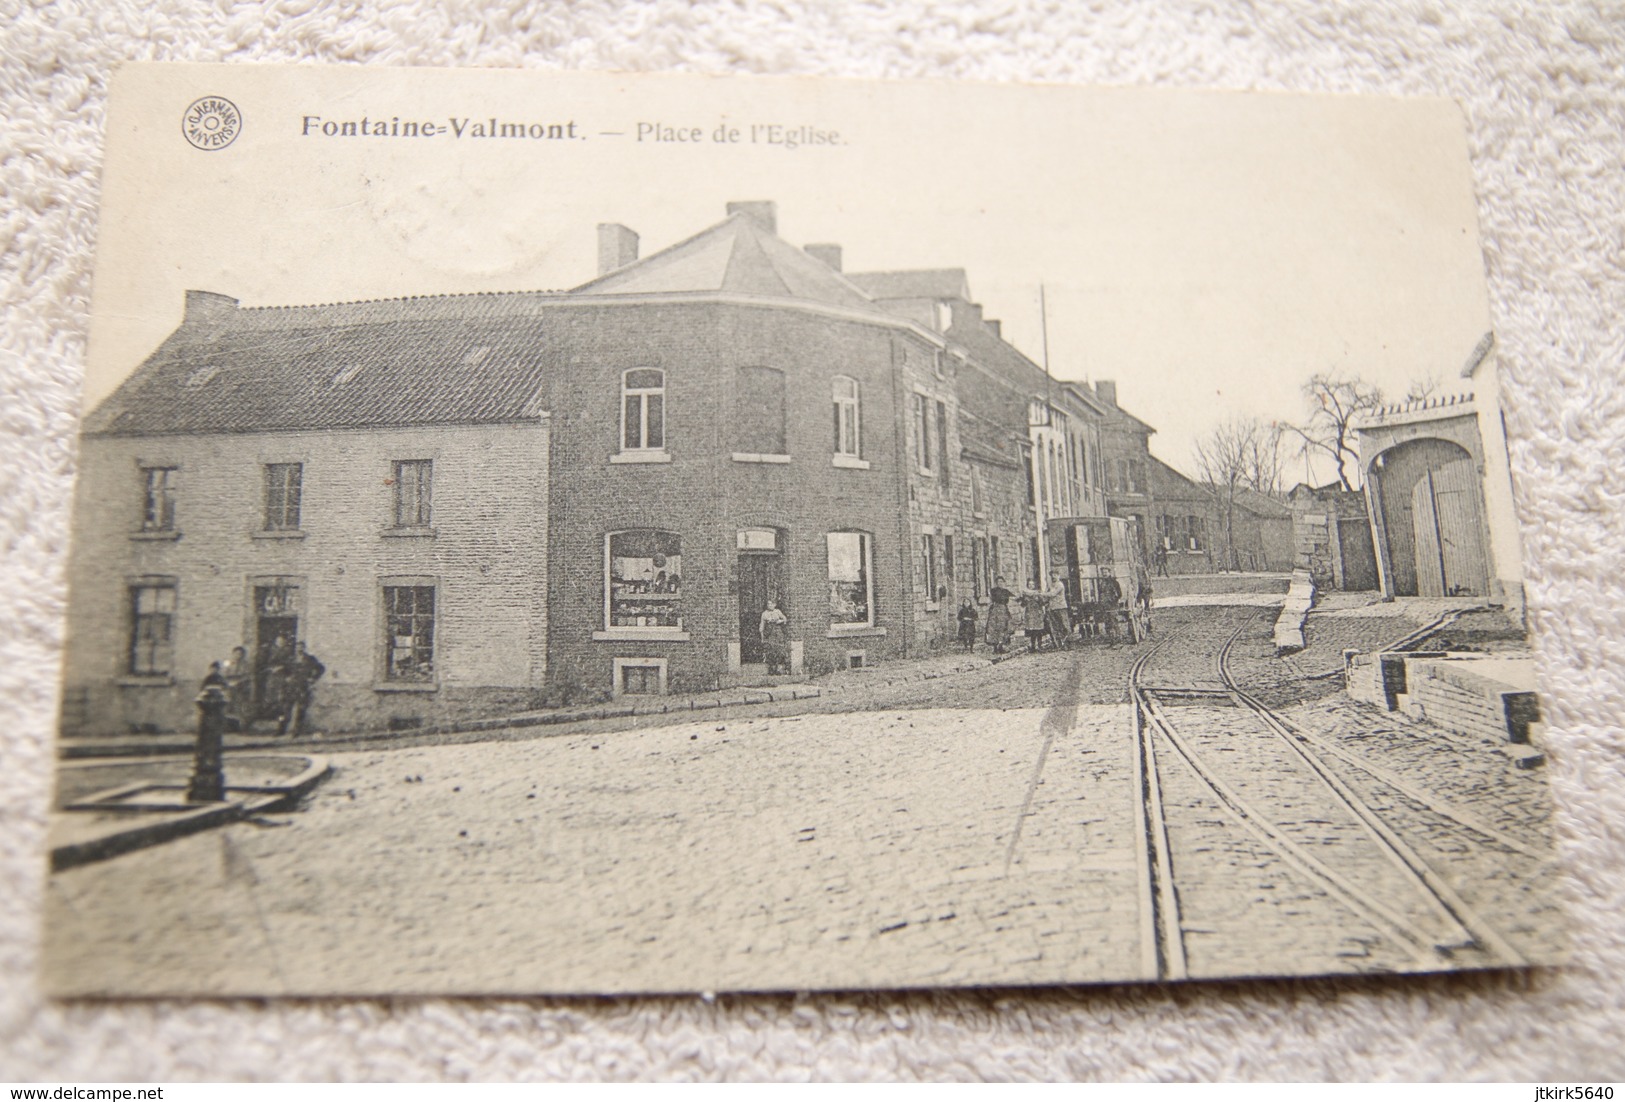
[63,200,1293,736]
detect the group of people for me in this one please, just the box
[957,569,1148,654]
[200,636,326,737]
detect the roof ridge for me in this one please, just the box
[239,288,569,312]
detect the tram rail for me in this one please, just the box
[1130,610,1527,980]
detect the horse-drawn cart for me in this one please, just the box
[1045,515,1152,643]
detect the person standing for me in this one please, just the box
[759,599,790,676]
[1042,569,1073,649]
[1096,567,1124,641]
[277,640,326,738]
[985,576,1014,654]
[1019,575,1062,652]
[221,644,251,732]
[956,598,979,652]
[1153,543,1169,577]
[260,634,293,728]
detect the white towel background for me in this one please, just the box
[3,0,1622,1081]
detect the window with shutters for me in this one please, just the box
[264,463,303,531]
[390,460,433,529]
[139,466,177,533]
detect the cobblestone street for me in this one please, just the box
[44,600,1563,996]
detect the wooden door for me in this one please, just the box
[737,555,785,664]
[1432,457,1489,596]
[1411,470,1446,598]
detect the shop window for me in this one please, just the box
[128,580,176,676]
[392,460,432,528]
[826,531,874,628]
[383,584,436,682]
[606,530,683,630]
[264,463,303,531]
[734,367,787,456]
[621,368,666,453]
[140,466,177,532]
[832,376,861,458]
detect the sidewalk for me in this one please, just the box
[58,641,1089,758]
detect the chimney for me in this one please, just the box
[985,319,1001,339]
[597,223,640,276]
[183,290,240,325]
[805,243,842,271]
[726,200,778,234]
[1095,379,1118,407]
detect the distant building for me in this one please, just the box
[1288,483,1378,591]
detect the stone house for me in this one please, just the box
[62,292,553,735]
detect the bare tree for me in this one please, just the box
[1282,372,1385,491]
[1403,372,1444,404]
[1193,416,1285,571]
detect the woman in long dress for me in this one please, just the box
[985,576,1014,654]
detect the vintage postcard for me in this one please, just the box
[45,63,1562,996]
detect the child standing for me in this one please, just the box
[956,598,979,651]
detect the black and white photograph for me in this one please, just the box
[41,64,1564,998]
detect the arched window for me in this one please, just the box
[620,369,665,453]
[605,529,683,631]
[832,376,860,458]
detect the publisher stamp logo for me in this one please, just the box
[182,96,242,151]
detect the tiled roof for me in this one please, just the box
[846,269,971,301]
[572,213,879,312]
[85,303,553,436]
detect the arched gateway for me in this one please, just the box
[1369,438,1489,598]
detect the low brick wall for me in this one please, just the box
[1402,657,1541,744]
